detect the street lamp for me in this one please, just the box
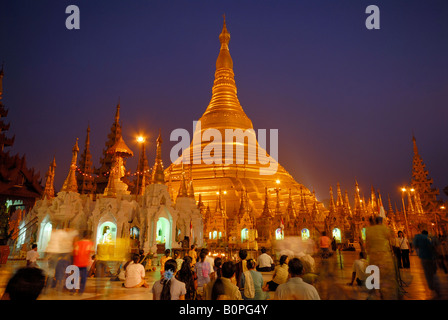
[135,136,145,198]
[400,187,411,239]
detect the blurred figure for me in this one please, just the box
[413,230,441,298]
[256,247,274,272]
[204,261,242,300]
[73,230,94,294]
[152,259,186,300]
[194,250,211,298]
[124,253,149,288]
[160,249,171,277]
[264,255,289,291]
[54,253,71,292]
[319,231,332,258]
[176,255,198,300]
[188,245,197,265]
[274,258,320,300]
[173,250,184,272]
[241,259,269,300]
[347,251,368,287]
[1,267,46,300]
[26,244,39,268]
[365,216,401,300]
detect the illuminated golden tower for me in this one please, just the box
[166,17,326,241]
[60,138,79,193]
[43,156,56,199]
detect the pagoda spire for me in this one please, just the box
[261,187,272,218]
[43,156,56,199]
[61,138,79,193]
[0,65,15,152]
[410,135,440,213]
[199,16,253,132]
[77,125,95,194]
[103,135,133,197]
[151,129,165,185]
[329,186,336,213]
[336,182,344,208]
[387,194,395,217]
[95,102,123,193]
[344,190,352,216]
[177,171,188,198]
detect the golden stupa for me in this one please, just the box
[166,17,326,219]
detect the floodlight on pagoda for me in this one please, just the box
[401,187,407,192]
[441,206,446,210]
[137,136,145,143]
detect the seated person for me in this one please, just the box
[347,251,368,286]
[256,247,274,272]
[264,255,289,291]
[124,254,149,288]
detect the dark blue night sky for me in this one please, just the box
[1,0,447,205]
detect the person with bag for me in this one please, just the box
[241,259,269,300]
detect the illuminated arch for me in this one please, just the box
[301,228,310,240]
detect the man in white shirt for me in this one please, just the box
[256,247,274,272]
[274,258,320,300]
[347,251,368,286]
[124,254,149,288]
[26,244,40,268]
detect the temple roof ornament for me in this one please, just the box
[151,129,165,185]
[61,138,79,193]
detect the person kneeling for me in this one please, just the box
[124,254,149,288]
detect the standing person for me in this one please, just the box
[124,253,149,288]
[365,216,401,300]
[241,259,269,300]
[256,247,274,272]
[204,261,243,300]
[160,249,171,277]
[26,244,39,268]
[73,230,94,295]
[188,245,197,266]
[347,251,369,286]
[264,255,289,291]
[396,231,411,269]
[152,259,186,300]
[274,258,320,300]
[194,250,211,297]
[413,230,441,298]
[210,257,222,281]
[319,232,331,258]
[234,249,248,289]
[176,255,198,300]
[173,250,184,272]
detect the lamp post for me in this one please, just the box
[135,136,145,199]
[437,205,445,236]
[401,187,411,239]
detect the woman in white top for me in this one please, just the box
[152,259,186,300]
[124,254,149,288]
[396,231,410,269]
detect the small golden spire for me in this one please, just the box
[151,129,165,184]
[61,138,79,193]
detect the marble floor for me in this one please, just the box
[0,251,447,300]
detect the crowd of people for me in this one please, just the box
[1,217,447,300]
